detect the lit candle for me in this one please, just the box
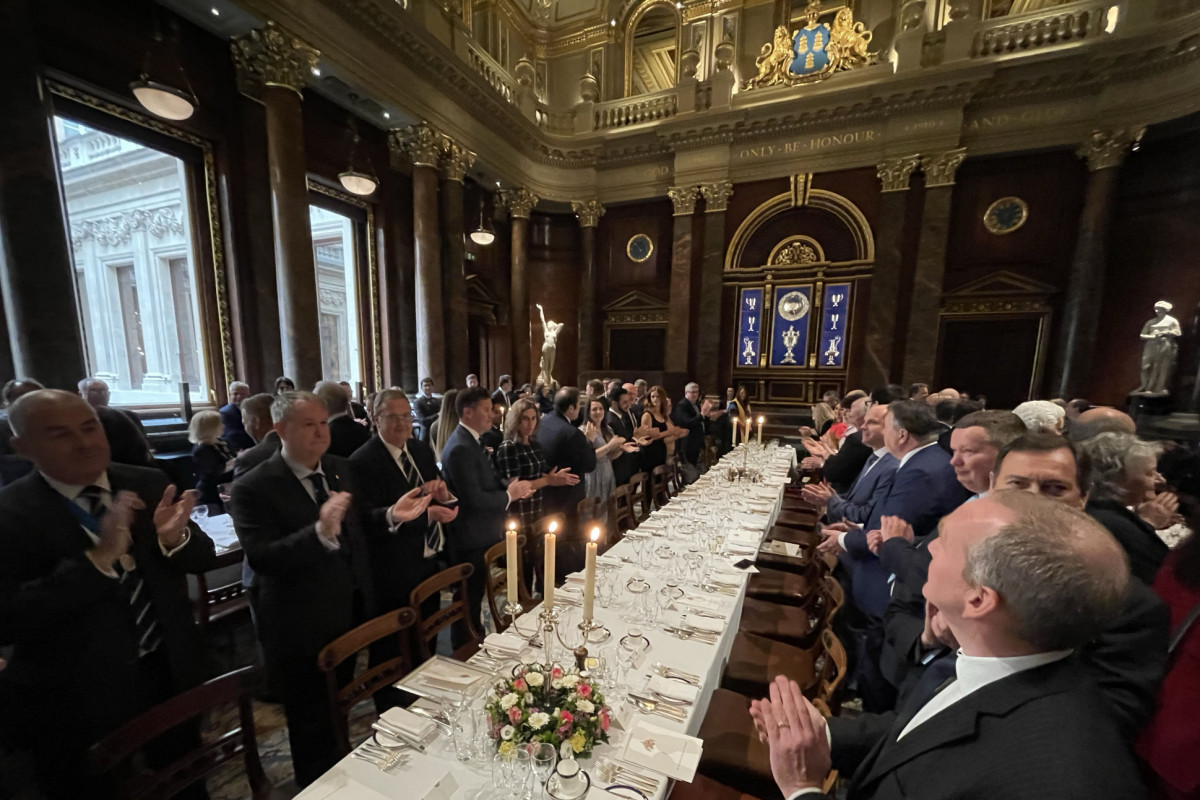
[544,521,558,610]
[583,527,600,620]
[505,520,519,607]
[757,416,765,444]
[744,417,752,442]
[733,417,740,447]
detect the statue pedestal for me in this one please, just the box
[1128,392,1174,434]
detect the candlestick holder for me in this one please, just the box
[577,616,611,644]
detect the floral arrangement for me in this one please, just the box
[484,663,611,757]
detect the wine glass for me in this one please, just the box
[190,503,209,525]
[512,746,532,799]
[528,742,557,799]
[656,584,674,625]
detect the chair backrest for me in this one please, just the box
[193,547,250,627]
[651,464,671,505]
[576,496,604,528]
[628,471,651,522]
[410,563,479,659]
[90,667,273,800]
[613,482,637,533]
[484,534,532,632]
[820,573,845,626]
[817,627,848,702]
[317,607,419,754]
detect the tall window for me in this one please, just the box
[54,116,210,405]
[309,205,361,385]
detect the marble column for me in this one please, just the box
[232,23,323,389]
[393,123,447,390]
[900,148,966,386]
[502,189,539,385]
[665,186,699,375]
[571,200,605,375]
[378,161,418,391]
[1052,128,1145,398]
[0,0,86,387]
[696,181,733,391]
[864,155,921,389]
[441,138,475,387]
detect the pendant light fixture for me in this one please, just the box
[469,188,495,246]
[130,21,198,121]
[338,111,378,197]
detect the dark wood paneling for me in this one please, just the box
[528,212,582,385]
[597,199,673,306]
[936,317,1043,410]
[724,177,790,243]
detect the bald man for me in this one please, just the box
[0,390,215,799]
[1069,406,1137,442]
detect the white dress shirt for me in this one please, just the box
[835,447,889,549]
[896,440,938,471]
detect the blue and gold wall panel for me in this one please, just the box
[818,283,851,368]
[769,285,812,367]
[736,287,765,367]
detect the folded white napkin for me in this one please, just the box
[484,631,526,655]
[378,707,435,739]
[619,719,703,781]
[648,675,701,703]
[421,662,485,692]
[682,615,724,634]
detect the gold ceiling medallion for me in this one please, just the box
[745,1,874,90]
[982,196,1029,235]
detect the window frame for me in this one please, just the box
[46,80,233,413]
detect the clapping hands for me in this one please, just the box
[800,480,834,507]
[546,467,580,487]
[749,676,831,796]
[391,486,433,524]
[153,484,196,549]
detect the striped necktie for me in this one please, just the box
[398,447,444,556]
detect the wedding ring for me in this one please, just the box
[776,721,790,729]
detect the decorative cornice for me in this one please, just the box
[700,181,734,213]
[571,199,605,228]
[71,206,184,248]
[669,185,700,216]
[921,147,967,188]
[501,188,539,219]
[391,122,445,168]
[876,155,921,193]
[231,21,319,97]
[441,138,477,182]
[1077,127,1146,171]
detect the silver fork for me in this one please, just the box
[596,757,660,791]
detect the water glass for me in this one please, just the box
[597,576,615,609]
[528,742,557,798]
[453,720,473,762]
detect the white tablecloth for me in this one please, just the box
[297,444,797,800]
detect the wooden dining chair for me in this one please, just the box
[815,627,848,708]
[410,563,482,661]
[192,546,250,628]
[317,607,420,754]
[650,464,672,508]
[628,471,652,523]
[89,666,285,800]
[483,534,533,632]
[613,482,637,534]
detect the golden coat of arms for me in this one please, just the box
[745,1,874,89]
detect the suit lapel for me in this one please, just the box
[25,472,97,554]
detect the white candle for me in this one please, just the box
[757,416,765,444]
[583,527,600,620]
[544,521,558,610]
[505,520,519,606]
[733,417,740,446]
[744,417,752,442]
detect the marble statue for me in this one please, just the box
[536,303,564,388]
[1134,300,1182,396]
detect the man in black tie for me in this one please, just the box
[751,492,1142,799]
[316,380,371,458]
[606,386,645,486]
[229,391,427,786]
[672,382,721,468]
[0,390,215,799]
[232,393,281,480]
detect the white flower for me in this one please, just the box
[552,678,565,690]
[528,712,551,730]
[576,699,595,714]
[501,725,515,741]
[526,672,544,687]
[525,692,534,704]
[500,693,519,710]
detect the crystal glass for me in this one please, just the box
[513,746,532,799]
[528,742,557,798]
[597,573,615,609]
[190,504,209,525]
[623,575,650,624]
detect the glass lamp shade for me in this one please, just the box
[469,229,496,246]
[130,79,196,121]
[338,169,378,196]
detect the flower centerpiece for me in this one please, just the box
[484,663,611,757]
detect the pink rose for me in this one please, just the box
[559,710,574,724]
[508,706,522,724]
[577,684,591,698]
[557,723,572,737]
[600,710,610,732]
[513,678,527,692]
[551,667,563,679]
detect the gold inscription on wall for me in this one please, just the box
[735,129,880,161]
[965,107,1072,132]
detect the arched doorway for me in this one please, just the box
[623,1,681,97]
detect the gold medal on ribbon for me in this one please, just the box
[119,553,137,572]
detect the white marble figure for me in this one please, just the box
[537,303,564,388]
[1134,300,1182,396]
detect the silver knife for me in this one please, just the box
[408,706,453,735]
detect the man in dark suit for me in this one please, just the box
[440,387,534,643]
[316,380,371,458]
[492,375,518,408]
[229,391,430,787]
[78,378,156,468]
[480,399,505,452]
[232,393,281,480]
[672,382,721,467]
[750,492,1143,800]
[415,377,440,443]
[804,396,872,494]
[338,381,369,422]
[607,386,644,486]
[803,402,898,528]
[537,387,596,579]
[0,390,215,799]
[219,381,255,452]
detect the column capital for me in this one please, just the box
[877,154,922,193]
[501,188,539,219]
[389,122,444,169]
[231,21,319,97]
[669,185,699,216]
[700,181,734,213]
[440,138,476,182]
[1078,127,1146,171]
[571,199,605,228]
[921,147,967,188]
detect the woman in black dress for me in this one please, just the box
[639,385,685,473]
[188,409,235,511]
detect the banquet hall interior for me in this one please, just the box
[2,0,1200,797]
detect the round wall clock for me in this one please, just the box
[983,196,1029,235]
[626,233,654,263]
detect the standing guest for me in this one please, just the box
[338,381,369,422]
[233,394,281,480]
[230,392,425,786]
[481,399,505,451]
[0,377,43,486]
[728,384,753,421]
[188,409,235,511]
[1082,432,1169,584]
[606,387,646,486]
[494,399,579,537]
[584,399,632,505]
[908,383,929,402]
[415,377,441,443]
[466,374,480,389]
[672,382,721,467]
[0,390,214,800]
[492,375,518,407]
[632,379,649,421]
[517,383,533,400]
[1013,399,1066,434]
[274,376,296,394]
[316,381,370,458]
[802,401,897,528]
[219,381,255,452]
[432,389,460,462]
[533,381,554,415]
[578,379,608,423]
[441,388,534,643]
[1066,397,1092,423]
[349,389,453,658]
[536,387,597,578]
[726,386,735,405]
[78,377,155,468]
[811,389,840,435]
[638,385,685,475]
[801,396,872,494]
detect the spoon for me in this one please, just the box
[652,661,699,684]
[627,694,686,721]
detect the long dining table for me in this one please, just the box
[296,442,797,800]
